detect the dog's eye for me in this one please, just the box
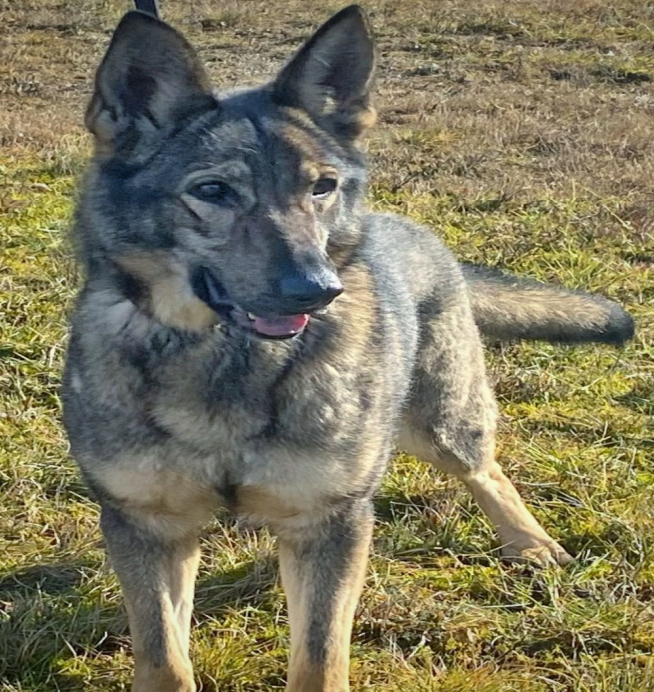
[189,181,235,204]
[312,177,338,198]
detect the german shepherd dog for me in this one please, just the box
[62,6,634,691]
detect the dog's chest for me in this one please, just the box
[71,311,397,530]
[119,353,382,527]
[150,338,371,456]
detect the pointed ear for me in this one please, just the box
[272,5,376,142]
[86,11,217,155]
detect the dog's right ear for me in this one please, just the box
[272,5,376,142]
[86,11,217,156]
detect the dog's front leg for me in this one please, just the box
[278,499,374,692]
[100,505,200,692]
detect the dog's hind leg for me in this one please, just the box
[277,499,374,692]
[399,298,572,567]
[100,505,199,692]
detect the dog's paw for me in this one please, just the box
[500,535,573,567]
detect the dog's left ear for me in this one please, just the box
[272,5,376,142]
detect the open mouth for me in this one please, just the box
[191,267,310,340]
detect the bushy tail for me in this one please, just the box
[462,263,634,345]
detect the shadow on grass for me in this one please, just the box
[0,555,278,691]
[0,558,117,690]
[374,492,499,567]
[616,385,654,418]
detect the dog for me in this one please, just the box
[61,6,634,691]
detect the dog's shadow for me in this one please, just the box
[0,553,278,690]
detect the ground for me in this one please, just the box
[1,1,653,690]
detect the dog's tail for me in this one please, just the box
[462,263,634,345]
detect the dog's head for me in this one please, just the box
[80,6,376,339]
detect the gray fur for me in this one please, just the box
[463,263,634,344]
[62,7,634,691]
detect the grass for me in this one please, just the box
[1,0,653,690]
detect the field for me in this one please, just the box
[1,0,653,690]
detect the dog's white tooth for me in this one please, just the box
[247,312,256,320]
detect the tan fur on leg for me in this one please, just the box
[463,460,572,566]
[278,502,373,692]
[101,507,200,692]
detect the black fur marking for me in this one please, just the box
[123,68,158,118]
[302,501,372,664]
[114,267,145,304]
[217,475,239,511]
[133,0,159,18]
[252,339,305,441]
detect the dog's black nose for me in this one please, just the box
[279,272,343,311]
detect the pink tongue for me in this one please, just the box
[253,313,309,337]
